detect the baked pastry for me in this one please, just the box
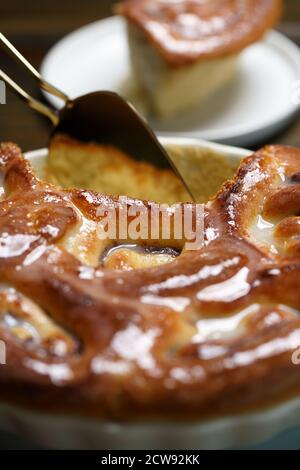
[118,0,282,118]
[0,142,300,420]
[47,134,190,204]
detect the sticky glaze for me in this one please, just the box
[119,0,283,66]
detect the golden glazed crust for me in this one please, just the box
[46,134,239,204]
[118,0,283,66]
[0,142,300,420]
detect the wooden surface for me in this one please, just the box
[0,0,300,152]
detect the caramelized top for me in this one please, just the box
[0,142,300,419]
[119,0,282,66]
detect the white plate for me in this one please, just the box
[1,137,300,449]
[41,16,300,147]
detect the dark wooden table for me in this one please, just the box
[0,0,300,152]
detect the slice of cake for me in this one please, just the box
[46,134,240,204]
[118,0,282,118]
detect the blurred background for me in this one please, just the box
[0,0,300,151]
